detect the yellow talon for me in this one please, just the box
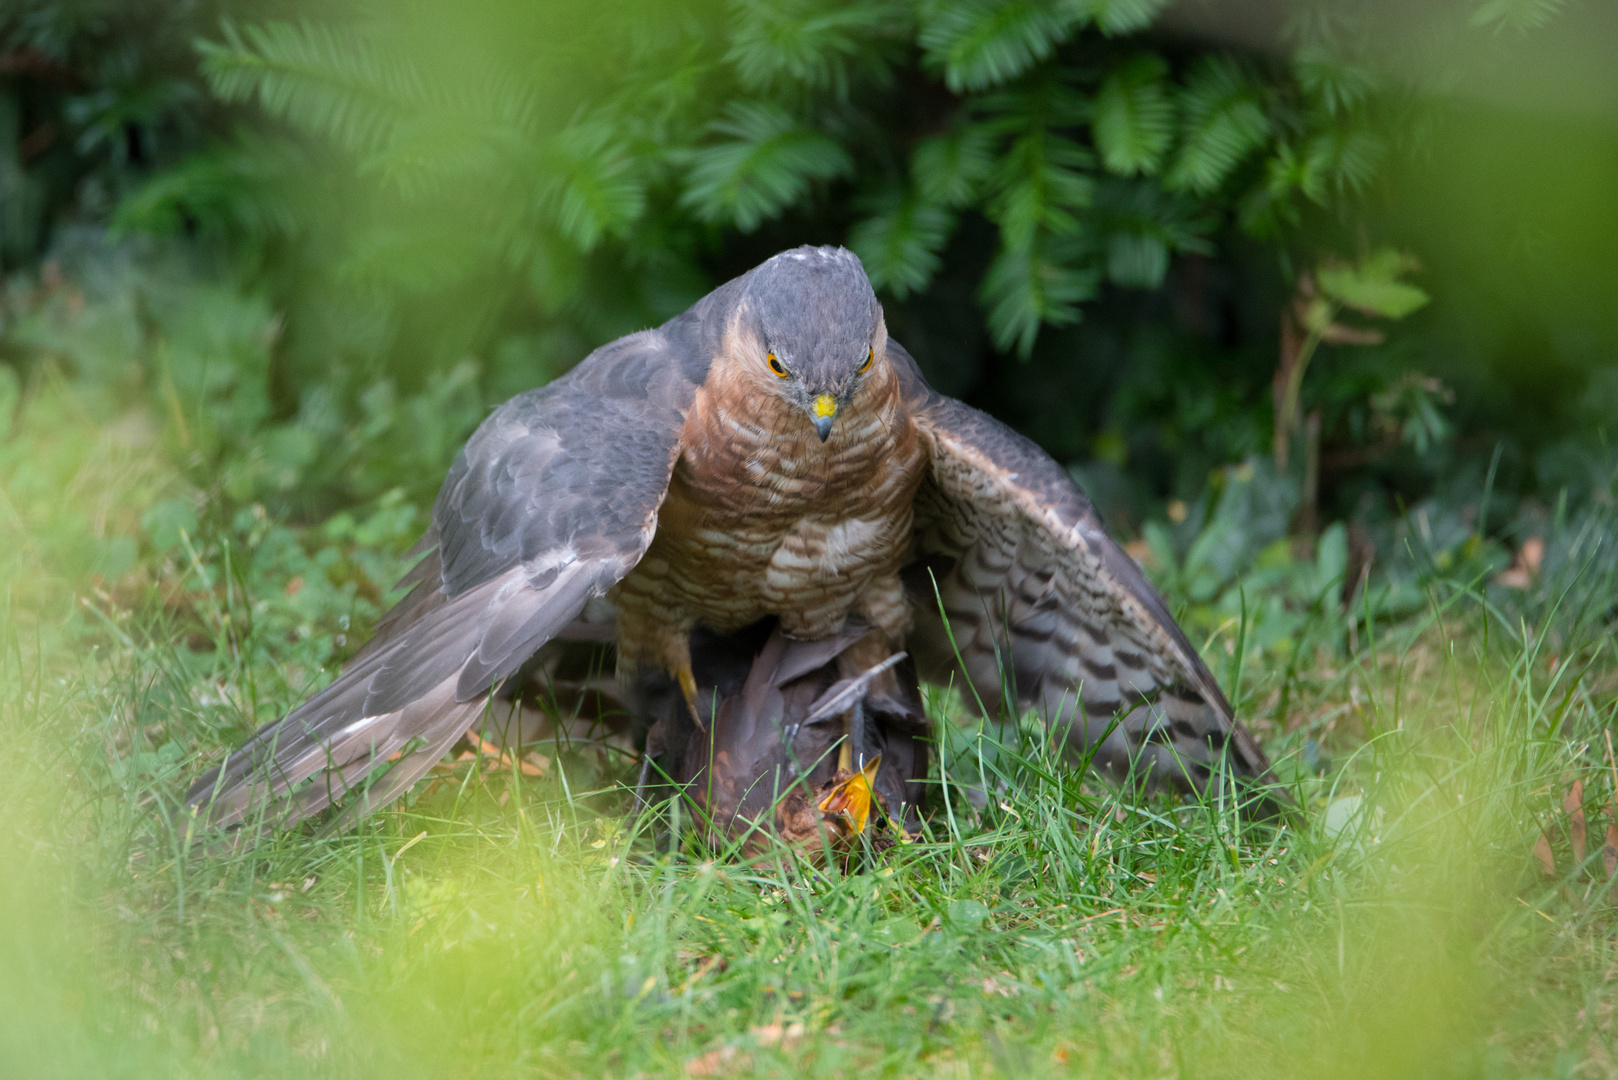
[677,665,703,728]
[819,753,882,835]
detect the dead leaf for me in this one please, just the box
[685,1046,747,1076]
[1496,538,1545,590]
[465,736,549,778]
[980,975,1019,997]
[1123,538,1154,568]
[1495,566,1531,590]
[1533,831,1556,876]
[1522,537,1545,574]
[750,1022,804,1049]
[1565,779,1587,866]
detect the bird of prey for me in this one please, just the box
[186,245,1273,839]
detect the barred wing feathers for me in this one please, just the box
[184,325,712,835]
[891,343,1273,791]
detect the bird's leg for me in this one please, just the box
[614,598,704,730]
[634,753,655,809]
[658,632,705,731]
[837,629,905,702]
[836,713,853,773]
[848,699,867,771]
[633,718,664,812]
[653,626,705,730]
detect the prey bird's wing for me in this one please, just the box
[890,343,1274,794]
[185,325,713,837]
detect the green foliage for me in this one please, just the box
[199,20,421,154]
[918,0,1078,94]
[1081,0,1171,36]
[680,101,854,231]
[1316,249,1430,320]
[0,0,260,270]
[1143,458,1406,662]
[93,0,1410,375]
[111,129,308,242]
[847,189,954,297]
[726,0,910,95]
[1165,56,1270,195]
[1092,179,1213,288]
[1092,54,1173,177]
[1369,373,1453,457]
[1292,45,1377,119]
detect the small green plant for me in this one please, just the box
[1273,248,1430,471]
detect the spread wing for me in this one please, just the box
[891,344,1274,794]
[185,326,711,836]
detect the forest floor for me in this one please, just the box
[3,374,1617,1080]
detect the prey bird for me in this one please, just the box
[186,246,1274,840]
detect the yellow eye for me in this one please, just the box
[767,352,789,378]
[857,346,874,374]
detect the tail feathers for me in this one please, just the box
[320,687,487,835]
[186,674,483,833]
[189,674,488,834]
[184,561,601,839]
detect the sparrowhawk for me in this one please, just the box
[186,246,1274,838]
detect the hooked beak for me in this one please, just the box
[811,394,837,442]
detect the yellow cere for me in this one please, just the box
[813,394,838,419]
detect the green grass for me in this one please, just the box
[3,379,1617,1080]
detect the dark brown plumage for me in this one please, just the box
[185,245,1275,843]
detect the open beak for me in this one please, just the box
[819,753,883,835]
[811,394,837,442]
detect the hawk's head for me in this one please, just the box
[739,246,887,442]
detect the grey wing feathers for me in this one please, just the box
[890,342,1273,793]
[184,328,706,836]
